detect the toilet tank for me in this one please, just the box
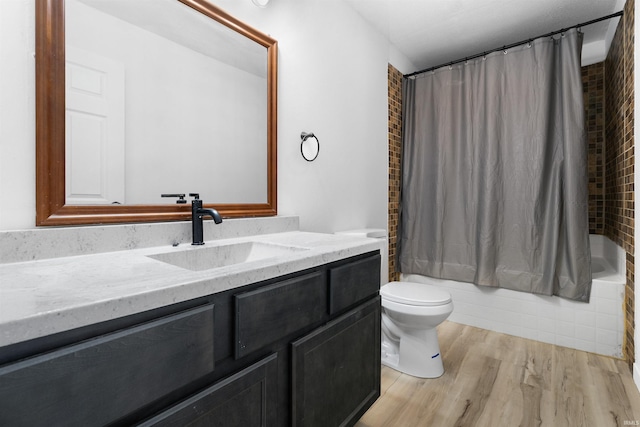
[335,229,388,284]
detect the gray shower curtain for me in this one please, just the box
[398,29,592,301]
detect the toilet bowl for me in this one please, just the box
[380,281,453,378]
[334,229,454,379]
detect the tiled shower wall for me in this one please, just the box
[388,0,635,365]
[580,0,635,365]
[388,64,402,282]
[604,0,635,367]
[583,63,605,235]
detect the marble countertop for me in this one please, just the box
[0,231,383,347]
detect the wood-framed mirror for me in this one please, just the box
[35,0,277,226]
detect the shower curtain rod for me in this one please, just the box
[404,10,624,78]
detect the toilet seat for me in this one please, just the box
[381,281,452,306]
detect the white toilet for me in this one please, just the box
[380,281,453,378]
[336,229,454,379]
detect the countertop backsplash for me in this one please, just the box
[0,216,299,264]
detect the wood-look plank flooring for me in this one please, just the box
[356,321,640,427]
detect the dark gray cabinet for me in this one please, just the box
[292,297,381,427]
[0,304,215,427]
[139,353,278,427]
[235,271,326,359]
[0,251,381,427]
[328,255,381,314]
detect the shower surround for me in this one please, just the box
[386,0,634,364]
[403,235,625,357]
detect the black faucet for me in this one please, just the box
[189,193,222,245]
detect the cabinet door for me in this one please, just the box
[139,353,278,427]
[0,304,215,427]
[291,297,381,427]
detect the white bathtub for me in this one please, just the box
[401,235,626,358]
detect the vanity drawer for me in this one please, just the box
[0,304,215,427]
[139,353,278,427]
[235,271,326,359]
[328,253,381,314]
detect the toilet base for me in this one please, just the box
[381,327,444,378]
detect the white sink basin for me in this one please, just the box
[147,241,309,271]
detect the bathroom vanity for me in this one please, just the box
[22,0,382,422]
[0,225,382,426]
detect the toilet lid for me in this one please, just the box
[381,281,452,306]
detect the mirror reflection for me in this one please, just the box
[65,0,268,205]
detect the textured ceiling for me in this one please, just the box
[343,0,625,72]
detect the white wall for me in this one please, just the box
[0,0,36,230]
[0,0,398,233]
[214,0,391,233]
